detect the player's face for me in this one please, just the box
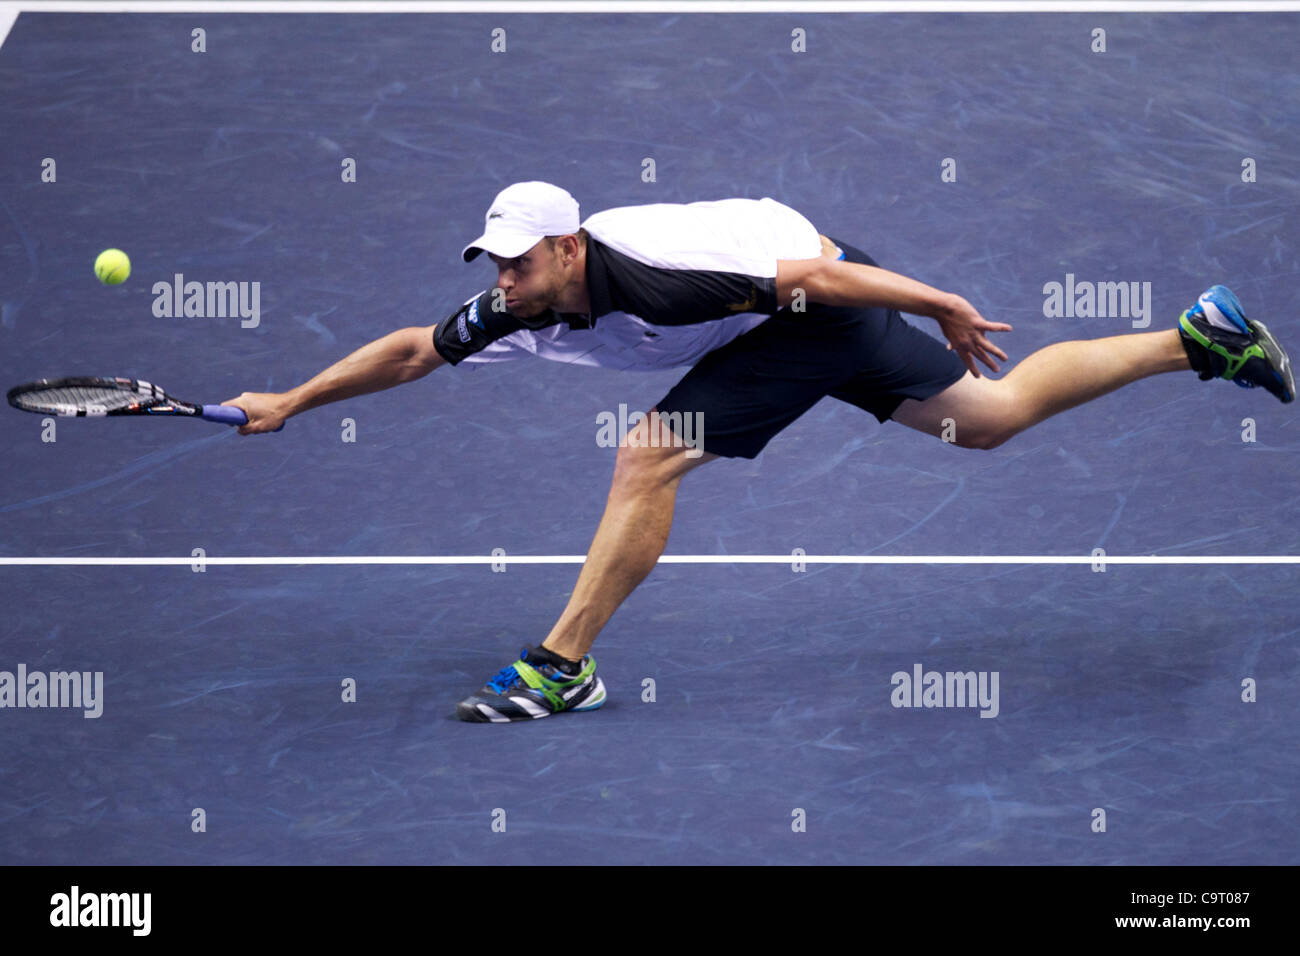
[489,241,564,318]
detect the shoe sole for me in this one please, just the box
[456,677,607,723]
[1180,311,1296,403]
[570,677,607,712]
[1246,319,1296,402]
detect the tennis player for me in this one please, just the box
[224,181,1294,723]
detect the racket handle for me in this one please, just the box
[201,404,248,425]
[200,404,285,431]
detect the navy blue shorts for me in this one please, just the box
[655,239,968,459]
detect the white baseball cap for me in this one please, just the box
[462,181,581,263]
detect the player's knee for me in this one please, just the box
[612,440,678,492]
[614,419,672,485]
[945,418,1015,450]
[612,413,706,490]
[929,416,1005,450]
[963,430,1012,451]
[951,386,1021,450]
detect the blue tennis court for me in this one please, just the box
[1,6,1297,865]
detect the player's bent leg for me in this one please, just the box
[893,286,1297,450]
[894,330,1193,450]
[456,409,716,723]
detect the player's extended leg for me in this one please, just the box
[892,329,1190,449]
[542,411,716,659]
[456,409,715,722]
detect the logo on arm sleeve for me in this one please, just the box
[457,299,486,342]
[435,290,566,365]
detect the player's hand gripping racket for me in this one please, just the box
[6,376,282,430]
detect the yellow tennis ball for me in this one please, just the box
[94,248,131,285]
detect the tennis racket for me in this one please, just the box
[6,376,277,428]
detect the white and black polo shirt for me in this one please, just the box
[432,197,823,372]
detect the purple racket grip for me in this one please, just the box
[201,404,285,431]
[201,404,247,425]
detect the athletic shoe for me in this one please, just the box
[1178,284,1295,402]
[456,645,607,723]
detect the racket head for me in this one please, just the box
[6,376,190,417]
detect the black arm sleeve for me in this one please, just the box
[432,291,528,366]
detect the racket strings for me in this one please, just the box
[16,385,148,412]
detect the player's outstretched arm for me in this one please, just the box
[223,325,447,434]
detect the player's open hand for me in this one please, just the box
[222,392,289,435]
[936,295,1012,377]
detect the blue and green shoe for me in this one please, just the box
[1178,285,1294,403]
[457,645,607,723]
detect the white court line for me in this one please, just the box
[1,554,1298,566]
[6,2,1300,14]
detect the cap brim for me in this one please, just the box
[461,232,544,263]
